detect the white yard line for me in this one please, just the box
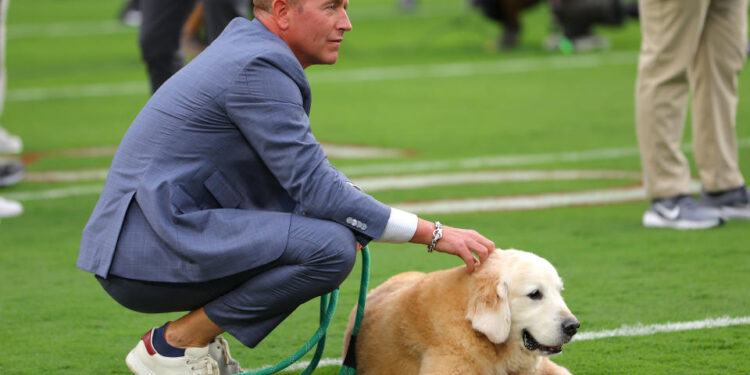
[572,316,750,342]
[3,185,103,201]
[22,168,639,186]
[310,52,637,84]
[7,20,132,39]
[7,81,149,102]
[23,169,109,183]
[343,137,750,177]
[4,4,471,40]
[5,52,637,101]
[355,169,641,191]
[341,147,642,177]
[252,315,750,371]
[392,181,701,214]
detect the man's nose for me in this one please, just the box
[339,10,352,31]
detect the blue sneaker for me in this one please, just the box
[643,195,722,230]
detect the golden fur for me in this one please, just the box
[343,249,577,375]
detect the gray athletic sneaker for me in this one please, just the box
[0,160,24,187]
[642,195,723,230]
[700,186,750,221]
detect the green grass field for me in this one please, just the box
[1,0,749,374]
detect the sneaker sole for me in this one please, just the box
[717,206,750,221]
[125,345,156,375]
[642,211,722,230]
[0,202,23,218]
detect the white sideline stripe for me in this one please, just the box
[23,168,639,187]
[6,5,462,39]
[342,147,640,176]
[7,20,133,39]
[342,137,750,177]
[573,316,750,342]
[7,81,149,102]
[355,170,641,191]
[255,316,750,371]
[5,52,637,102]
[310,52,637,84]
[24,169,109,183]
[391,181,701,215]
[3,185,103,201]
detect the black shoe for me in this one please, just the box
[0,160,24,187]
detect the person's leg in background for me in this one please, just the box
[0,0,23,220]
[139,0,197,93]
[202,0,249,43]
[635,0,722,229]
[692,0,750,220]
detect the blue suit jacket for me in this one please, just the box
[77,18,391,283]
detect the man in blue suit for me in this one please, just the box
[78,0,495,373]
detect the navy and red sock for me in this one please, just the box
[152,322,186,357]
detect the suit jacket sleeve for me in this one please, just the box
[224,54,390,244]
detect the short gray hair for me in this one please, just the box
[253,0,301,13]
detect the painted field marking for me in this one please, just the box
[23,169,109,183]
[356,169,641,191]
[7,20,132,39]
[5,4,480,40]
[254,315,750,371]
[572,315,750,342]
[6,52,637,102]
[4,185,103,201]
[392,182,700,215]
[341,147,642,177]
[343,137,750,177]
[23,168,639,187]
[310,52,637,84]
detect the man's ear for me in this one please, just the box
[271,0,291,30]
[465,272,511,344]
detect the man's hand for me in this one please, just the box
[433,225,495,272]
[410,219,495,272]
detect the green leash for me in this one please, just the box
[240,246,370,375]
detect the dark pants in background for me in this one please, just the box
[139,0,249,92]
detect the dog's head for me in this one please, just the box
[465,249,579,356]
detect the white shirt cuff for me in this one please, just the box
[379,207,418,243]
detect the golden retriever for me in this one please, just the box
[343,249,578,375]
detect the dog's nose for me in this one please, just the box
[562,318,580,337]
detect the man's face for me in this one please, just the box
[285,0,352,68]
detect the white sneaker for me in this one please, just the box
[208,336,243,375]
[0,196,22,218]
[0,127,22,155]
[125,329,221,375]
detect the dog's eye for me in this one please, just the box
[527,290,543,300]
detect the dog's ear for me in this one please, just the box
[465,272,511,344]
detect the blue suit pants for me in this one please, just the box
[97,211,357,347]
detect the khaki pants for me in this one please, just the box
[636,0,748,199]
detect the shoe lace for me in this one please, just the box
[186,354,220,375]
